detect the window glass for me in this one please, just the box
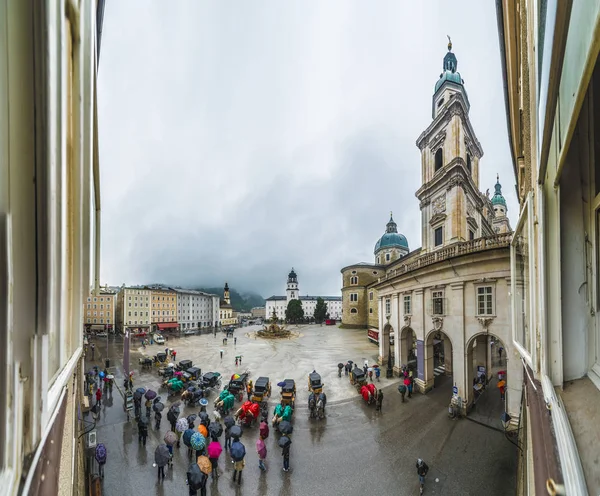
[435,227,443,246]
[477,286,494,315]
[403,295,411,315]
[432,291,444,315]
[385,299,391,315]
[513,206,531,352]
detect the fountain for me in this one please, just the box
[256,308,292,339]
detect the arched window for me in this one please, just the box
[350,308,358,314]
[350,276,358,285]
[467,154,472,174]
[435,148,443,172]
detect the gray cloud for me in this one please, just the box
[98,1,516,297]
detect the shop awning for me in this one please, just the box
[157,322,178,330]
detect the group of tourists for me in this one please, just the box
[397,365,414,402]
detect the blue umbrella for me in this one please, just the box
[229,425,242,439]
[190,432,206,451]
[99,371,105,379]
[199,398,209,407]
[135,387,146,395]
[276,381,286,387]
[183,429,195,447]
[230,441,246,462]
[223,416,235,429]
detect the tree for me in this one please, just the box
[313,297,328,324]
[285,299,304,324]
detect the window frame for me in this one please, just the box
[475,284,495,317]
[350,308,358,314]
[432,289,444,316]
[350,293,358,303]
[434,147,443,172]
[403,294,412,316]
[385,298,391,316]
[434,226,443,247]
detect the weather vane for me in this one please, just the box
[447,35,452,51]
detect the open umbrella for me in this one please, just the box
[256,438,267,459]
[186,463,204,491]
[190,432,206,451]
[164,431,178,446]
[145,389,157,400]
[99,371,105,379]
[338,362,344,368]
[199,412,210,425]
[278,436,292,448]
[259,421,269,439]
[278,421,293,435]
[207,441,222,459]
[372,364,379,368]
[154,444,170,467]
[368,367,373,373]
[198,424,208,438]
[229,425,242,439]
[276,381,286,388]
[232,374,240,380]
[153,396,162,404]
[133,388,146,400]
[106,374,115,380]
[183,429,195,447]
[171,400,181,407]
[223,416,235,429]
[497,380,506,389]
[135,387,146,395]
[176,417,189,433]
[209,423,223,439]
[200,398,209,408]
[187,414,197,423]
[153,402,164,413]
[196,455,212,475]
[230,441,246,462]
[95,443,107,464]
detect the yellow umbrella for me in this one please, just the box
[497,380,506,389]
[198,424,208,438]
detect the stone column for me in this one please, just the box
[466,341,476,409]
[377,297,386,364]
[486,335,493,379]
[392,294,401,371]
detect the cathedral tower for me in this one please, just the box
[286,268,298,303]
[415,39,493,252]
[223,282,231,305]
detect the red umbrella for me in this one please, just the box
[404,377,410,386]
[207,441,223,459]
[259,421,269,440]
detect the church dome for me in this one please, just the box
[288,268,297,280]
[491,175,507,209]
[434,39,465,92]
[374,214,409,254]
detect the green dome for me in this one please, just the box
[491,175,507,209]
[435,70,464,92]
[374,214,409,254]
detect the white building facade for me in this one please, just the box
[265,269,342,320]
[175,289,220,330]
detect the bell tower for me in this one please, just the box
[415,39,492,253]
[286,268,298,303]
[223,282,231,305]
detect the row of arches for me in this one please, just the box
[382,324,508,414]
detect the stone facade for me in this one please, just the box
[340,41,519,417]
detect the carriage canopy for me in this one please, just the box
[309,372,322,388]
[281,379,295,393]
[254,377,269,393]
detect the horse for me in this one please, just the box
[308,394,316,419]
[316,398,325,419]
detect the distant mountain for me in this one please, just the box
[195,287,264,312]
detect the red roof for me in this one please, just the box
[157,322,178,330]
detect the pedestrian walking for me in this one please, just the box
[368,369,373,382]
[344,363,349,376]
[247,381,253,401]
[256,437,267,471]
[138,419,148,446]
[282,440,291,472]
[235,357,239,366]
[91,343,95,360]
[416,458,429,494]
[224,425,231,451]
[95,386,102,406]
[145,398,152,418]
[155,410,162,430]
[498,346,504,360]
[363,364,368,376]
[95,443,107,478]
[207,441,222,479]
[404,377,412,398]
[239,355,242,364]
[398,383,407,402]
[234,337,237,345]
[375,366,381,382]
[376,390,384,412]
[220,350,223,360]
[165,347,169,357]
[172,349,177,361]
[407,377,413,398]
[231,441,246,485]
[223,337,227,345]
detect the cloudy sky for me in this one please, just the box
[98,1,516,298]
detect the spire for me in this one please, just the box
[491,174,507,210]
[443,37,458,73]
[386,213,398,234]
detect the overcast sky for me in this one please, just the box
[98,1,516,298]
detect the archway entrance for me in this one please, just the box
[466,333,508,418]
[378,323,393,370]
[400,326,417,374]
[425,330,453,391]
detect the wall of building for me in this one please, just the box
[341,265,383,328]
[151,289,177,325]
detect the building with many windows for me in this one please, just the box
[265,269,342,321]
[175,288,220,330]
[115,287,152,334]
[150,287,178,332]
[83,286,117,331]
[341,41,519,418]
[497,1,600,493]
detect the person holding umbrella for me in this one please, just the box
[207,440,222,479]
[256,436,267,472]
[337,363,344,377]
[186,462,208,496]
[398,383,407,402]
[259,420,269,440]
[375,365,381,382]
[164,431,178,459]
[230,440,246,485]
[279,436,292,472]
[95,443,107,479]
[138,418,148,446]
[155,444,170,480]
[223,416,235,451]
[95,386,102,406]
[404,376,412,398]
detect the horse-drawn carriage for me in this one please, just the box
[308,371,324,394]
[177,359,193,372]
[251,377,271,403]
[154,352,169,370]
[201,372,222,391]
[186,367,202,381]
[139,356,153,371]
[350,367,367,390]
[235,400,260,426]
[163,377,184,397]
[181,384,205,407]
[214,389,235,415]
[227,372,249,402]
[279,379,296,410]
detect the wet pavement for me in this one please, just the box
[84,325,517,495]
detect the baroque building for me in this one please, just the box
[83,286,117,331]
[219,282,237,326]
[266,268,342,321]
[341,41,519,417]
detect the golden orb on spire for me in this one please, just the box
[447,35,452,51]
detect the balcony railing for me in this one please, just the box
[381,233,512,281]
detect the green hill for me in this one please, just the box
[196,287,264,312]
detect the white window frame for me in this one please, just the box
[350,293,358,302]
[511,193,534,367]
[403,294,412,315]
[475,284,495,316]
[385,298,391,316]
[432,289,444,316]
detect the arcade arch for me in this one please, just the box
[425,329,453,391]
[400,326,417,373]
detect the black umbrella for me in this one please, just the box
[153,396,162,404]
[199,412,210,425]
[187,414,197,423]
[208,423,223,439]
[171,400,182,407]
[183,428,195,447]
[186,462,204,491]
[223,416,235,429]
[133,390,145,401]
[154,444,170,466]
[278,421,293,435]
[338,362,344,368]
[229,425,242,439]
[230,441,246,462]
[153,402,165,413]
[278,436,292,448]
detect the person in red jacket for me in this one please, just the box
[95,386,102,406]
